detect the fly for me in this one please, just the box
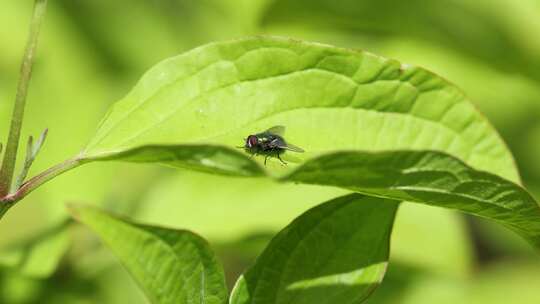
[242,126,304,165]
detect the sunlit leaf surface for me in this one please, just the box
[83,37,517,181]
[77,37,540,247]
[230,194,398,304]
[69,205,228,304]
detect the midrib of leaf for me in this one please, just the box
[155,233,215,304]
[390,186,521,213]
[132,229,190,302]
[200,270,206,304]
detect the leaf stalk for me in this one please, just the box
[0,157,83,218]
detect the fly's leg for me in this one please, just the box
[277,152,287,165]
[264,155,269,166]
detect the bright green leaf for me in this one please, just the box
[283,150,540,247]
[72,37,540,247]
[82,37,516,181]
[230,194,398,304]
[68,205,228,304]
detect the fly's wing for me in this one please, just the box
[279,142,305,153]
[265,125,286,136]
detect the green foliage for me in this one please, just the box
[69,36,538,302]
[73,37,539,248]
[0,0,48,197]
[82,37,517,181]
[68,194,398,304]
[133,172,473,279]
[1,1,540,303]
[69,205,228,304]
[14,128,48,190]
[283,150,540,247]
[230,194,398,304]
[0,0,161,276]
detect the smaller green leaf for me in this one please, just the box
[14,128,48,190]
[283,150,540,247]
[68,205,227,304]
[230,194,398,304]
[31,128,48,159]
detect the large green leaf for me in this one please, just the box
[82,37,517,181]
[282,150,540,246]
[230,194,398,304]
[69,37,540,247]
[69,205,228,304]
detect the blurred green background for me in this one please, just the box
[0,0,539,303]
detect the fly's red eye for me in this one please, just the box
[248,135,258,147]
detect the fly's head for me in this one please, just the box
[244,135,259,152]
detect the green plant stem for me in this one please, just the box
[0,0,48,196]
[0,157,83,218]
